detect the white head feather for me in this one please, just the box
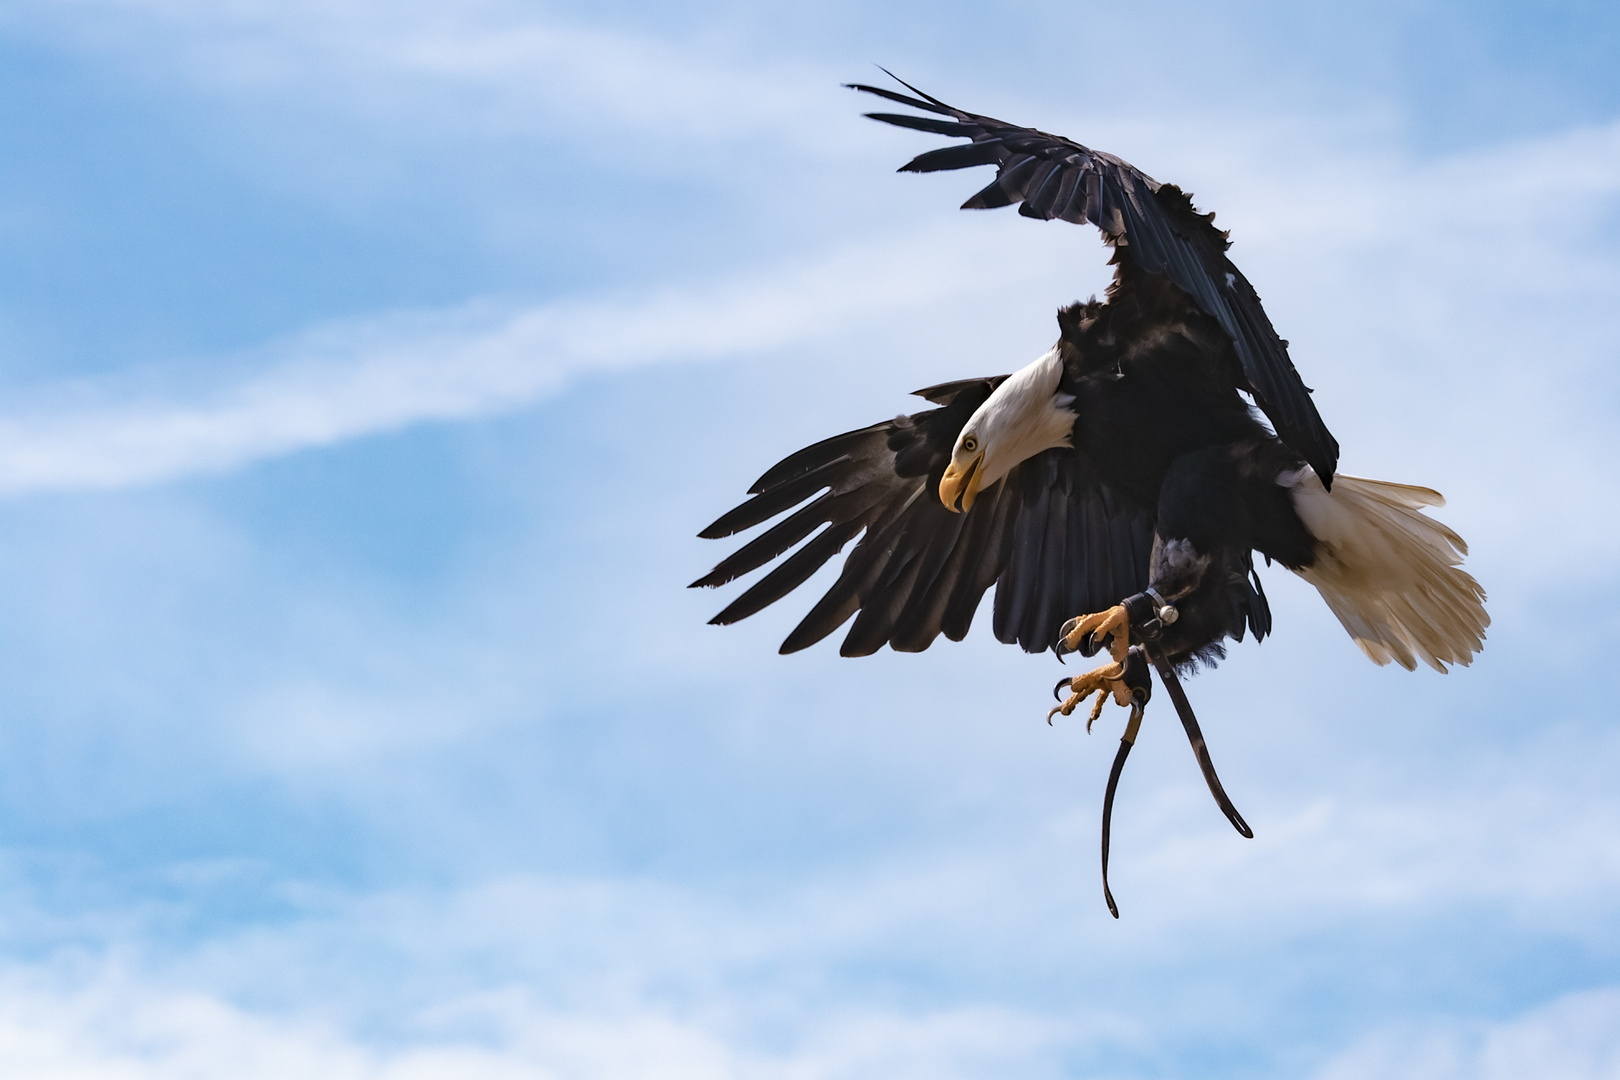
[951,347,1076,488]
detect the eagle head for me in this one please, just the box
[939,346,1076,513]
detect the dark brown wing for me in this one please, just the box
[691,378,1156,655]
[851,75,1340,485]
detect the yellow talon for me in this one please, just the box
[1048,604,1138,728]
[1058,604,1131,665]
[1047,658,1128,726]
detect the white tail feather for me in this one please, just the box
[1286,470,1488,672]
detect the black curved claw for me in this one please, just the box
[1053,677,1074,702]
[1053,626,1076,660]
[1062,615,1114,660]
[1054,617,1106,661]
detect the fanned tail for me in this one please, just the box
[1286,470,1488,672]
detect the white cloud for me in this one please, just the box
[4,0,839,146]
[0,957,1064,1080]
[0,229,1023,496]
[6,762,1616,1080]
[3,108,1617,536]
[1105,769,1620,936]
[1316,987,1620,1080]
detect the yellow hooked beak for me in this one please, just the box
[939,451,985,514]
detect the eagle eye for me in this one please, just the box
[962,436,979,453]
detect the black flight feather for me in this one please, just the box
[842,83,951,115]
[864,113,975,137]
[694,459,844,542]
[708,519,866,627]
[901,141,1008,173]
[696,384,1153,655]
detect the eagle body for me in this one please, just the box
[1059,267,1278,513]
[692,79,1486,913]
[694,79,1486,680]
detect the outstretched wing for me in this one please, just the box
[852,76,1339,485]
[691,378,1156,655]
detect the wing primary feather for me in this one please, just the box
[994,155,1041,200]
[866,500,967,649]
[910,374,1007,405]
[841,548,928,656]
[692,488,887,589]
[1043,165,1082,222]
[872,67,957,110]
[1057,180,1092,224]
[901,141,1007,173]
[780,511,914,652]
[1016,160,1064,218]
[709,519,867,626]
[747,424,886,494]
[844,83,951,115]
[697,458,845,540]
[962,176,1017,210]
[781,558,885,652]
[891,557,958,651]
[780,590,862,654]
[890,509,975,650]
[864,112,975,137]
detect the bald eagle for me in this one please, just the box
[692,77,1487,913]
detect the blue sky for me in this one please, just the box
[2,0,1620,1076]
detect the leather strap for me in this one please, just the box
[1144,644,1254,839]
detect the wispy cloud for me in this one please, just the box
[4,752,1617,1080]
[0,231,1012,496]
[5,110,1618,514]
[6,0,839,146]
[1315,987,1620,1080]
[0,956,1065,1080]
